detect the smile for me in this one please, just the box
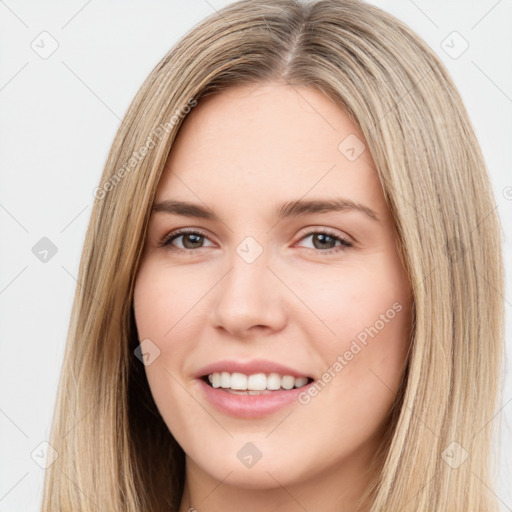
[204,372,312,394]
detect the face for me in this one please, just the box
[133,82,412,499]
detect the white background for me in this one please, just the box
[0,1,510,510]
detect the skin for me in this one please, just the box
[133,82,413,512]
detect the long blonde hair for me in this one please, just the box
[41,1,505,510]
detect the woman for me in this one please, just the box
[41,0,505,511]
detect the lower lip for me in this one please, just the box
[197,378,312,419]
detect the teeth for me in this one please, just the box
[247,373,266,390]
[206,371,310,391]
[267,373,282,390]
[220,371,231,388]
[231,372,247,390]
[281,375,295,390]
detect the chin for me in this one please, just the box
[188,445,312,491]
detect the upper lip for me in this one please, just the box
[195,359,313,379]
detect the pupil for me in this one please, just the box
[184,234,202,249]
[314,233,335,249]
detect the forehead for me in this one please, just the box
[155,83,386,218]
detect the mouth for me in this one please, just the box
[194,359,317,418]
[200,372,315,395]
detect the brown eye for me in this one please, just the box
[159,229,214,252]
[297,229,353,254]
[173,232,204,249]
[311,233,337,250]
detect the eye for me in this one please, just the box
[158,227,353,256]
[296,229,353,255]
[158,229,214,254]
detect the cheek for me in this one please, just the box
[132,263,187,394]
[133,263,201,385]
[133,263,207,439]
[297,255,412,409]
[133,260,204,340]
[133,263,161,340]
[292,258,411,354]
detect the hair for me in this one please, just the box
[41,0,505,510]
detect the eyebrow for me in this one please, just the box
[152,198,379,222]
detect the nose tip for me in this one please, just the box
[208,258,287,339]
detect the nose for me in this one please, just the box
[208,249,287,340]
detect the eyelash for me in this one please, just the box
[158,228,353,256]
